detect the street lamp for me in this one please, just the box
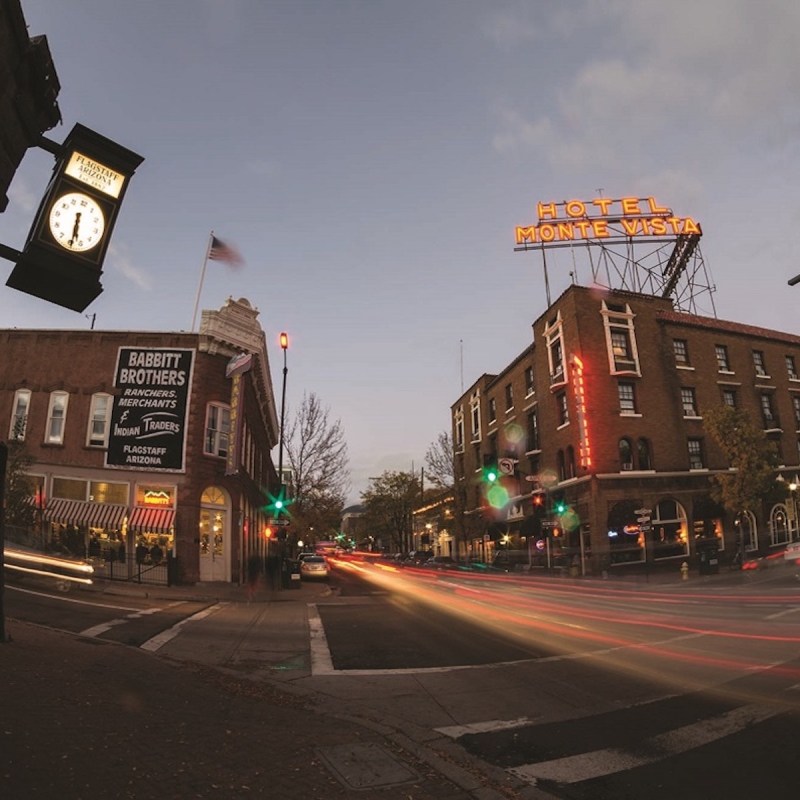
[277,332,289,483]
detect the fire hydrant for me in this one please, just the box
[680,561,689,581]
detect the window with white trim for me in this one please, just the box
[46,391,69,444]
[9,389,31,440]
[681,387,698,417]
[602,301,640,374]
[454,407,464,451]
[752,350,768,377]
[687,438,704,470]
[204,403,231,457]
[787,355,799,381]
[673,339,689,366]
[470,392,481,440]
[524,366,534,397]
[715,345,730,372]
[87,393,112,447]
[544,312,565,385]
[618,382,636,414]
[488,397,497,424]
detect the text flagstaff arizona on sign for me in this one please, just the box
[105,348,195,472]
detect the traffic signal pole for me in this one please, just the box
[1,442,8,643]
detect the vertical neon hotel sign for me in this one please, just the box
[570,355,591,469]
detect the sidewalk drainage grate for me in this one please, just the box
[316,742,420,790]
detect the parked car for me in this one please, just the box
[402,550,434,565]
[296,552,315,563]
[421,555,458,570]
[299,555,329,580]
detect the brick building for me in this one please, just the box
[0,297,281,584]
[451,285,800,574]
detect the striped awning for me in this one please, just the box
[44,499,127,530]
[128,506,175,534]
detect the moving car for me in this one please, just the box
[299,555,329,580]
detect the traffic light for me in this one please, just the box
[264,526,273,540]
[265,484,292,518]
[482,454,499,484]
[552,493,567,516]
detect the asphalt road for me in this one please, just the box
[6,559,800,799]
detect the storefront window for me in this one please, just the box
[52,477,88,500]
[652,499,688,560]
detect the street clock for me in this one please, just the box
[6,123,143,311]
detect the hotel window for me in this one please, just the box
[687,438,704,470]
[524,366,534,397]
[787,356,799,380]
[681,387,698,417]
[722,388,737,408]
[488,397,497,424]
[794,396,800,428]
[618,382,636,414]
[46,391,69,444]
[602,301,640,374]
[544,312,565,385]
[637,438,652,470]
[454,408,464,451]
[715,345,730,372]
[504,383,513,412]
[470,394,481,440]
[761,393,778,428]
[673,339,689,366]
[9,388,31,440]
[566,445,576,479]
[619,438,633,470]
[87,393,112,447]
[752,350,768,377]
[556,391,569,426]
[204,403,230,457]
[527,409,540,452]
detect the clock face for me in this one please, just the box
[48,191,106,252]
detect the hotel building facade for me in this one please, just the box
[451,285,800,574]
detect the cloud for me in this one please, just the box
[490,0,800,172]
[107,242,151,290]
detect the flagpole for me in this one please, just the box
[191,231,214,332]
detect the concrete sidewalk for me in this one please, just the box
[1,575,538,800]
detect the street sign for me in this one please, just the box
[640,524,652,533]
[498,457,515,475]
[269,518,290,526]
[634,508,652,516]
[637,515,651,523]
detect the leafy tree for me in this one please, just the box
[3,422,35,530]
[284,392,349,540]
[361,470,421,553]
[704,404,781,516]
[424,430,454,489]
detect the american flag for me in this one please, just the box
[209,235,244,268]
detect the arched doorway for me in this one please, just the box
[199,486,230,582]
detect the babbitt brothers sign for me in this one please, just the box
[105,348,195,472]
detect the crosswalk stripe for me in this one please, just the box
[508,703,782,785]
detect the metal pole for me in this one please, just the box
[1,442,8,643]
[277,333,288,480]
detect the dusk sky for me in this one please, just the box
[2,1,798,503]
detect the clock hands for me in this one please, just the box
[68,211,82,248]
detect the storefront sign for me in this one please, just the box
[106,347,195,472]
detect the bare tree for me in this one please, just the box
[284,392,349,539]
[361,470,421,553]
[425,430,454,489]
